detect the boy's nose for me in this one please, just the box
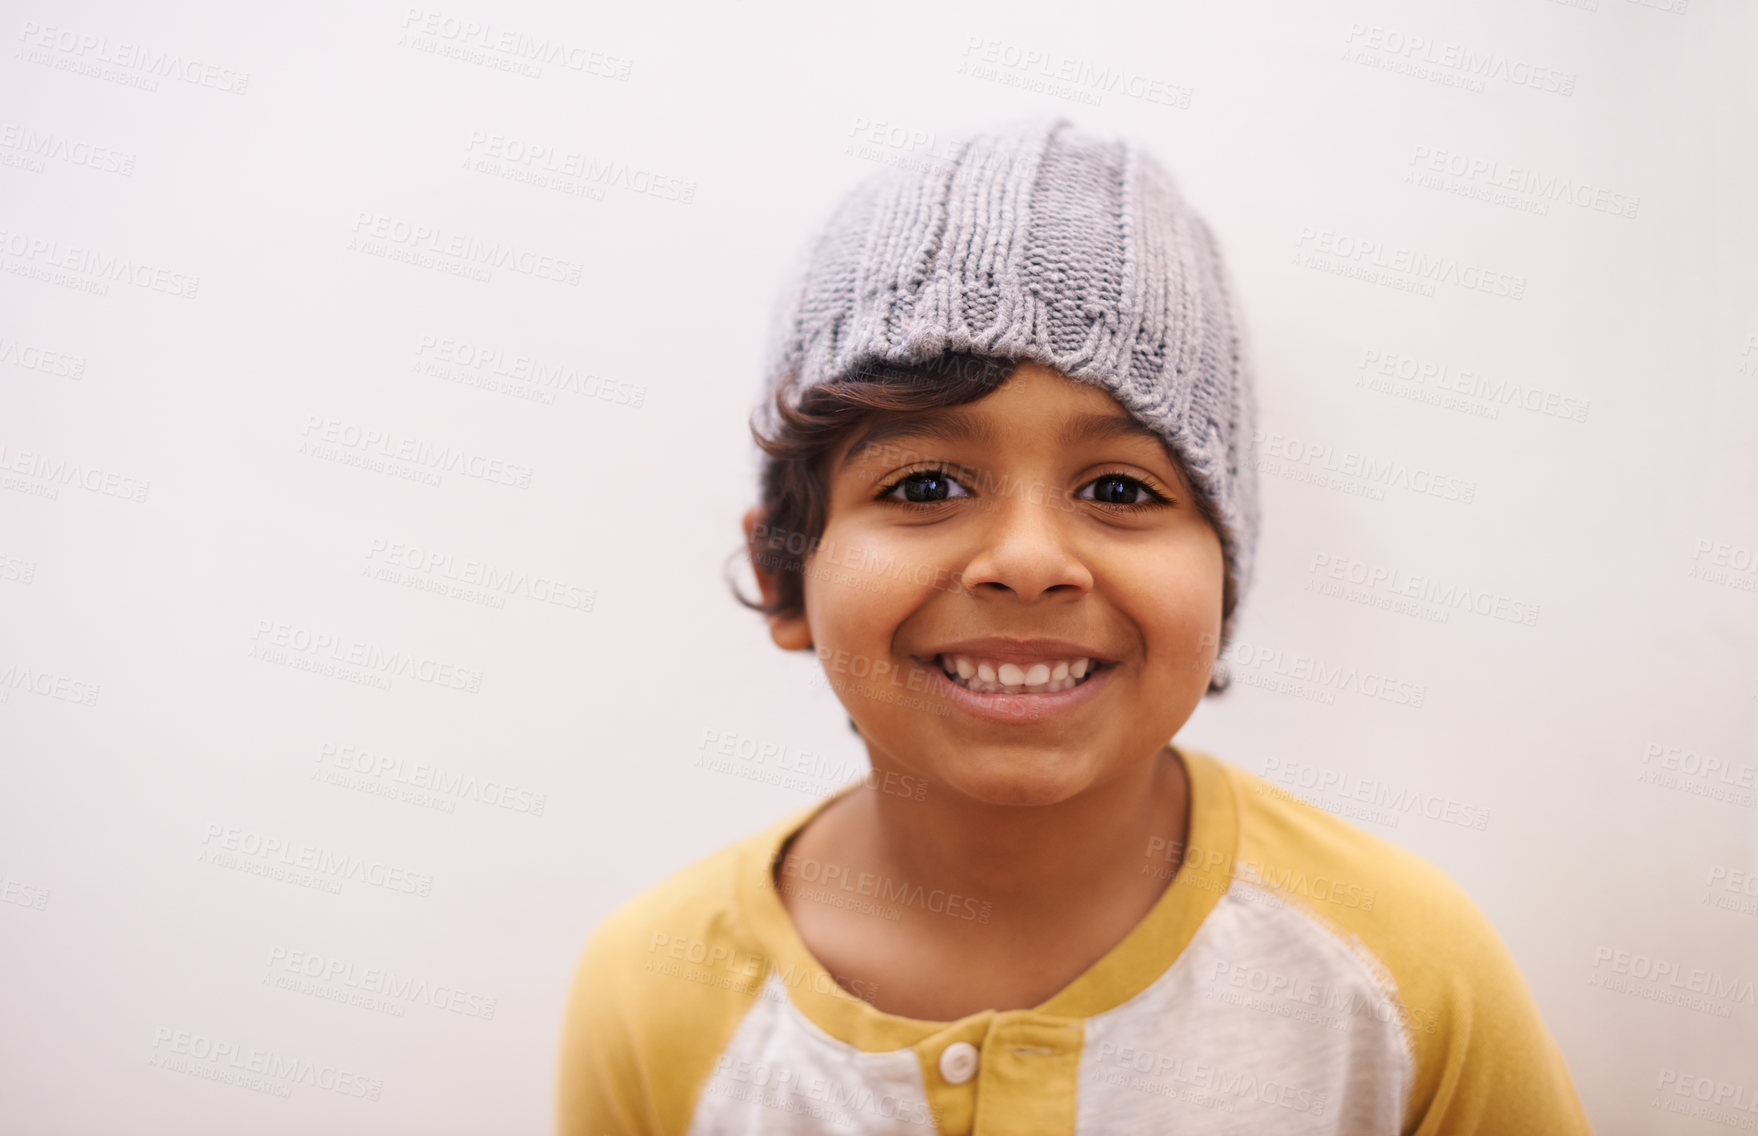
[954,488,1094,601]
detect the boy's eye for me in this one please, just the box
[875,467,1170,509]
[879,468,972,504]
[1076,473,1164,507]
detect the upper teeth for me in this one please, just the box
[935,654,1096,695]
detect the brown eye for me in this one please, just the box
[877,467,972,504]
[1077,473,1170,509]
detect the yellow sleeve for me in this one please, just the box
[554,823,802,1136]
[1404,887,1592,1135]
[556,914,656,1136]
[1220,759,1592,1135]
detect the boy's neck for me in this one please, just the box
[849,745,1189,916]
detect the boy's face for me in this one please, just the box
[749,361,1225,808]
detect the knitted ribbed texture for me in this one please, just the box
[756,115,1260,647]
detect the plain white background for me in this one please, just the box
[1,0,1754,1132]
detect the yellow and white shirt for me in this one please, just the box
[556,747,1592,1135]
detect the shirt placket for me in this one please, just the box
[916,1011,1084,1136]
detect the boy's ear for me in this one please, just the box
[741,506,814,653]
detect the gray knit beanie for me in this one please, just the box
[756,115,1260,652]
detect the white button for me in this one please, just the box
[938,1041,979,1084]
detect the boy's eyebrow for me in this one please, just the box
[1063,412,1171,451]
[837,409,1168,473]
[837,409,995,472]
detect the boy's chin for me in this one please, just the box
[912,748,1111,809]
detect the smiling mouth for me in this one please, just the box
[911,653,1116,696]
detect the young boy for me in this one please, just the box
[557,117,1592,1135]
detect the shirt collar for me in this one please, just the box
[734,745,1240,1049]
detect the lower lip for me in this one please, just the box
[908,657,1117,723]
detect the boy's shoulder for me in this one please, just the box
[1216,755,1496,950]
[1209,751,1523,1019]
[572,799,813,982]
[557,799,822,1136]
[1195,750,1590,1134]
